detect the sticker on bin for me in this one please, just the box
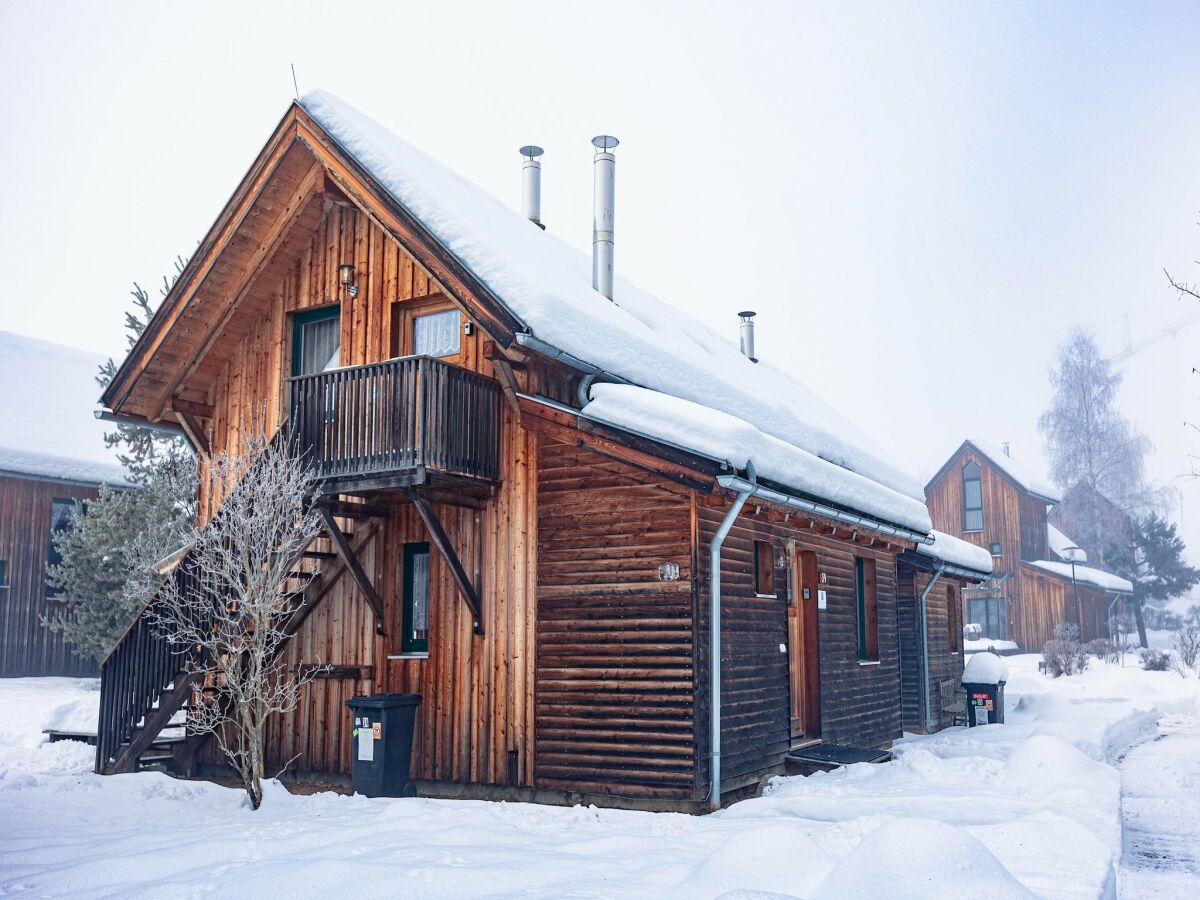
[358,725,374,761]
[372,722,381,740]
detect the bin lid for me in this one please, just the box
[345,693,422,709]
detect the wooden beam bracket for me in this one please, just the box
[317,506,386,633]
[404,487,484,635]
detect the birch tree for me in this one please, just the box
[148,428,323,810]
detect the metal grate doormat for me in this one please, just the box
[787,744,891,766]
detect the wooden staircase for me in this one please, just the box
[95,501,379,776]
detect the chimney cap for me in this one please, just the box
[519,145,544,160]
[738,310,757,319]
[592,135,619,151]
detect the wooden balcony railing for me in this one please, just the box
[287,356,502,487]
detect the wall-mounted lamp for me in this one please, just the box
[339,263,358,299]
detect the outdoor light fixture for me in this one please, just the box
[339,263,358,298]
[658,562,681,582]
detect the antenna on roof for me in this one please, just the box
[290,64,300,101]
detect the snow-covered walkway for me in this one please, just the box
[1117,710,1200,899]
[3,659,1200,898]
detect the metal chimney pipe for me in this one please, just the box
[592,135,618,300]
[520,145,544,228]
[738,311,757,361]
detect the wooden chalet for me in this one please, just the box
[0,331,130,677]
[926,439,1133,650]
[96,91,975,811]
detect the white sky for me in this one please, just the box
[2,0,1198,557]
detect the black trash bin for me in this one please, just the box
[345,693,421,797]
[963,681,1005,727]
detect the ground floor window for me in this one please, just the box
[855,557,878,661]
[46,499,79,597]
[968,597,1006,640]
[401,542,430,654]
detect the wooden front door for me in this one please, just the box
[787,545,821,738]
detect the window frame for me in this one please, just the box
[411,308,463,359]
[962,460,984,533]
[46,498,79,598]
[400,541,431,655]
[290,305,341,377]
[753,539,775,597]
[947,582,960,653]
[855,556,879,662]
[391,294,468,365]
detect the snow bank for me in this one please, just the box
[300,91,927,514]
[963,651,1009,685]
[1025,559,1133,593]
[581,383,931,532]
[967,438,1060,502]
[0,331,129,486]
[5,660,1200,898]
[815,818,1034,899]
[916,530,993,574]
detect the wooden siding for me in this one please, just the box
[534,438,697,800]
[695,504,905,794]
[0,475,98,677]
[1019,493,1050,561]
[251,404,538,785]
[896,561,967,733]
[1013,566,1111,647]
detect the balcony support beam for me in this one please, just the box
[405,487,484,635]
[317,506,386,633]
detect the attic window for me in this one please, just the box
[413,309,461,357]
[962,460,983,532]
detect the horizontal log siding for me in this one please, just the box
[696,505,905,794]
[535,438,696,800]
[896,561,967,733]
[0,475,98,677]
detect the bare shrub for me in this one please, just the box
[1086,638,1119,663]
[1171,624,1200,676]
[1140,649,1173,671]
[146,428,323,809]
[1042,622,1090,677]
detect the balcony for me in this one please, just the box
[288,356,502,494]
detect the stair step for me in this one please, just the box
[301,550,337,560]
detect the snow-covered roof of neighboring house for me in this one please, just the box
[1047,523,1087,563]
[0,331,130,487]
[1024,559,1133,594]
[966,438,1060,503]
[300,91,931,535]
[914,530,994,576]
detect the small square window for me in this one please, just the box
[754,540,774,596]
[989,542,1002,557]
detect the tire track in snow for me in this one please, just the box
[1117,710,1200,899]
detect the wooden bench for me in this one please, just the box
[940,679,967,726]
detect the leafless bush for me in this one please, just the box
[1042,622,1090,677]
[1171,624,1200,676]
[147,427,322,809]
[1086,638,1119,663]
[1140,649,1173,671]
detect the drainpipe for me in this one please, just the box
[709,461,755,811]
[919,566,945,732]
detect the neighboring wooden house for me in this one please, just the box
[926,439,1132,650]
[96,91,965,811]
[0,331,129,677]
[896,531,991,733]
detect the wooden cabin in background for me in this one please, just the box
[925,439,1132,650]
[0,331,129,677]
[95,92,977,811]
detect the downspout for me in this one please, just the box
[709,461,756,811]
[919,566,945,733]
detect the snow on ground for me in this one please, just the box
[965,637,1020,654]
[2,661,1199,898]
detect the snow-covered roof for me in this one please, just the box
[914,530,993,576]
[301,91,930,533]
[0,331,129,487]
[1024,559,1133,594]
[966,438,1060,503]
[1047,523,1087,563]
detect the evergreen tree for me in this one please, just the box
[43,262,197,660]
[1133,513,1200,606]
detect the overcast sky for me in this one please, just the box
[2,1,1199,557]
